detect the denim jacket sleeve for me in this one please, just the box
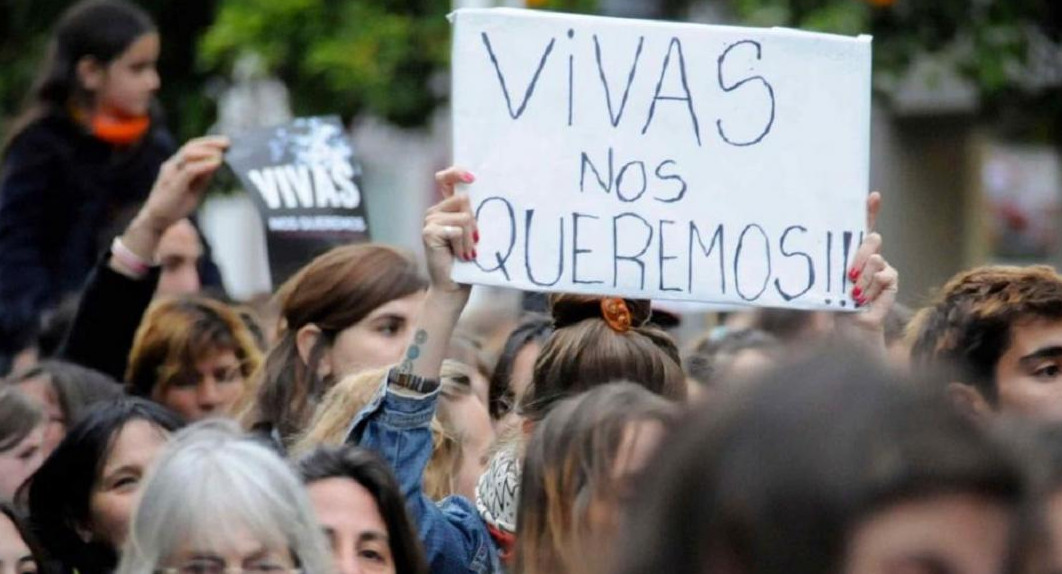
[345,377,500,574]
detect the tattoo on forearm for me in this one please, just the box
[399,329,429,373]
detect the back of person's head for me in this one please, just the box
[520,295,686,421]
[293,365,463,501]
[27,397,184,574]
[683,328,780,388]
[126,296,262,420]
[5,0,155,150]
[489,314,552,420]
[9,359,122,425]
[252,244,426,445]
[614,349,1030,574]
[297,446,428,574]
[909,265,1062,403]
[515,382,675,574]
[118,420,331,574]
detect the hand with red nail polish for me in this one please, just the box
[834,190,898,355]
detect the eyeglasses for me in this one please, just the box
[157,561,301,574]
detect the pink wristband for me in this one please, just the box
[110,237,155,276]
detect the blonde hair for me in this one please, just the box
[292,363,467,501]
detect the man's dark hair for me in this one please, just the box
[909,265,1062,402]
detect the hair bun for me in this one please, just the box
[548,293,652,330]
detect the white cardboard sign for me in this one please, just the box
[451,8,872,310]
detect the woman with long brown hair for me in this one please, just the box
[245,244,427,449]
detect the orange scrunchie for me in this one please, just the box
[600,297,632,333]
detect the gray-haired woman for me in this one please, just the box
[117,421,332,574]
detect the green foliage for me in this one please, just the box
[732,1,1052,100]
[200,0,599,129]
[201,0,451,129]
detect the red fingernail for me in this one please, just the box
[848,268,860,281]
[472,249,478,259]
[852,286,862,298]
[856,295,867,305]
[461,172,475,183]
[473,230,480,243]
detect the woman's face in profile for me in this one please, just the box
[843,492,1012,574]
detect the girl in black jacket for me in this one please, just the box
[0,0,219,372]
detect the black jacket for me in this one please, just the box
[59,253,159,382]
[0,115,220,355]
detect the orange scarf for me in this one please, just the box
[91,114,151,146]
[71,106,151,146]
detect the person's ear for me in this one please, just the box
[76,56,106,93]
[946,382,994,422]
[295,324,333,380]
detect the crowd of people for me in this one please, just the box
[3,2,1062,574]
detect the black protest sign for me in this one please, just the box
[226,116,370,287]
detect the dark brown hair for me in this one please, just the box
[26,398,184,574]
[519,294,686,421]
[248,244,426,447]
[515,383,675,574]
[297,446,429,574]
[909,265,1062,402]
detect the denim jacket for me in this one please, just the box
[345,377,503,574]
